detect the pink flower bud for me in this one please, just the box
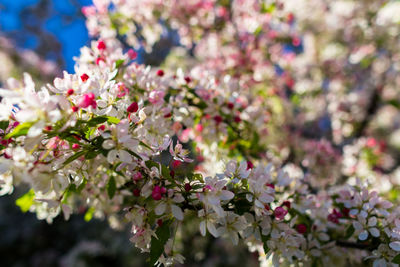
[195,124,203,132]
[72,144,80,150]
[127,49,137,60]
[274,206,288,220]
[132,172,143,181]
[152,185,162,200]
[78,93,96,109]
[160,187,167,194]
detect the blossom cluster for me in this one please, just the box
[1,0,400,266]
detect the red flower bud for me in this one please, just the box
[296,224,307,234]
[184,183,192,192]
[97,40,106,50]
[127,102,139,113]
[80,73,89,82]
[213,115,223,124]
[156,69,164,77]
[67,89,74,96]
[133,189,140,197]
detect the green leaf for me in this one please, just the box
[161,164,171,180]
[87,116,108,127]
[261,3,275,13]
[85,150,98,160]
[139,141,153,151]
[63,151,86,166]
[0,120,9,131]
[85,127,96,140]
[149,220,172,266]
[5,122,33,139]
[145,160,159,170]
[77,178,88,193]
[109,69,119,80]
[16,189,35,213]
[345,224,355,239]
[107,176,117,199]
[261,233,270,255]
[392,254,400,264]
[126,149,142,160]
[107,116,120,124]
[84,207,95,222]
[388,99,400,109]
[254,26,262,36]
[115,59,125,68]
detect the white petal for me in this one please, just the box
[107,150,118,163]
[27,121,45,137]
[368,217,377,227]
[353,221,363,231]
[389,241,400,251]
[173,194,185,203]
[102,139,115,149]
[207,221,219,237]
[155,203,166,215]
[118,150,132,163]
[369,227,380,237]
[171,204,184,221]
[350,209,359,216]
[360,210,368,218]
[15,110,37,122]
[318,232,329,241]
[199,221,206,236]
[373,258,387,267]
[230,233,239,245]
[358,230,369,241]
[62,204,72,220]
[220,190,234,201]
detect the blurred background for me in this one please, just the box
[0,1,256,266]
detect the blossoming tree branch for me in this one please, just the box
[1,0,400,266]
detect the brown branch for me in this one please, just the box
[336,240,377,251]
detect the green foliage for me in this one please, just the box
[107,176,117,199]
[84,207,95,222]
[392,254,400,264]
[87,116,108,127]
[0,120,9,131]
[63,151,86,166]
[149,220,172,266]
[15,189,35,213]
[345,224,355,239]
[5,122,33,139]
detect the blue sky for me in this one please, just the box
[0,0,92,72]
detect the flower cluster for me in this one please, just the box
[1,0,400,266]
